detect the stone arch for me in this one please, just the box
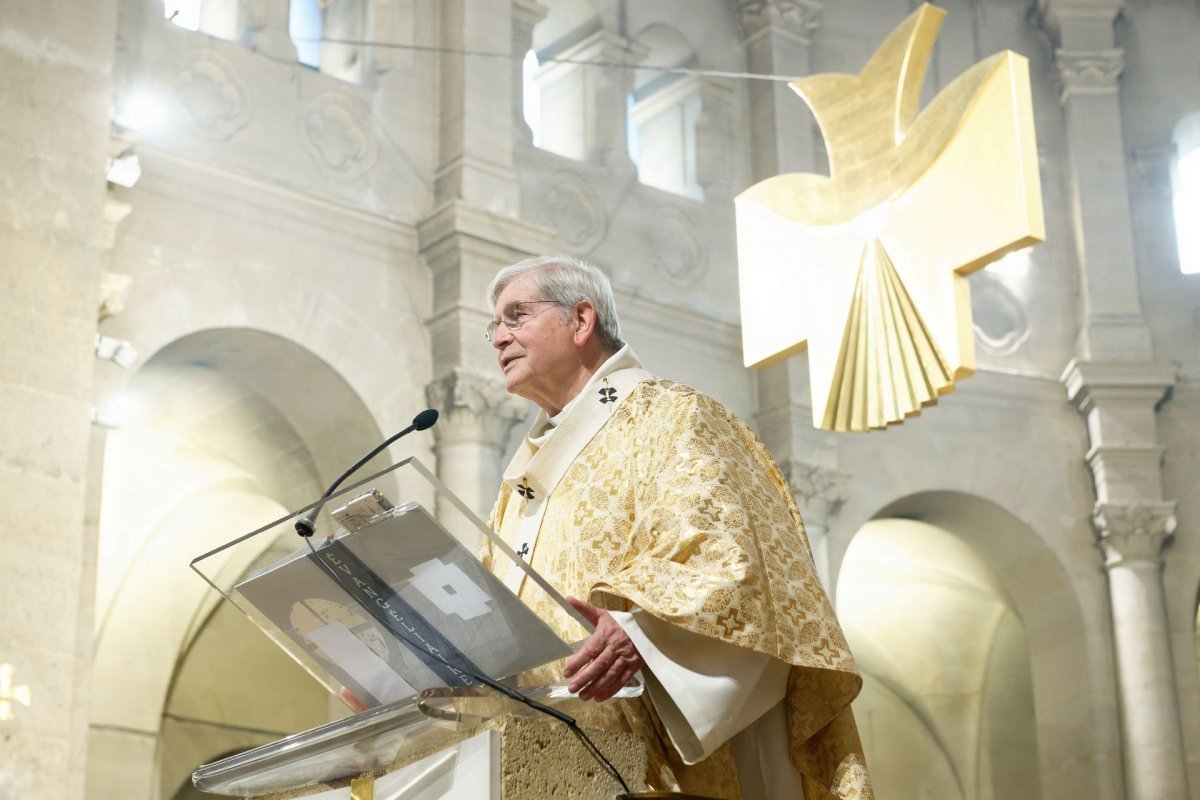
[837,489,1103,800]
[95,242,431,455]
[86,324,417,798]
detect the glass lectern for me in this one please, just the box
[189,457,637,796]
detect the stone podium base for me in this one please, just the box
[254,713,650,800]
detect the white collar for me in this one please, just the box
[537,344,641,433]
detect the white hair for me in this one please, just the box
[486,255,624,352]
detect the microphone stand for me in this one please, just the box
[295,408,438,537]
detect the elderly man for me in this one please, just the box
[483,255,872,800]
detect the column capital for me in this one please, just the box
[425,368,528,447]
[1053,48,1124,103]
[737,0,824,46]
[1093,501,1176,567]
[780,460,847,525]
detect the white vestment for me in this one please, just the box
[525,346,807,798]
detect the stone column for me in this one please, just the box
[1041,0,1150,361]
[426,370,528,522]
[1040,1,1188,794]
[433,0,522,216]
[1062,361,1186,800]
[0,2,119,798]
[736,0,823,180]
[512,0,548,148]
[419,204,551,523]
[422,215,551,519]
[421,0,554,524]
[1093,503,1185,800]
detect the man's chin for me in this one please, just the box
[502,367,527,394]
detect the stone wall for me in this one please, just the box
[0,0,1198,798]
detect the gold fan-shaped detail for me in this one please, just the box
[824,239,953,431]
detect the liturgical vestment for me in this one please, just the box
[486,347,872,800]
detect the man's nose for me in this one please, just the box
[490,323,513,349]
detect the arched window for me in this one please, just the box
[627,25,703,200]
[525,0,603,162]
[1172,112,1200,275]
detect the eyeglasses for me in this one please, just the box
[484,300,562,342]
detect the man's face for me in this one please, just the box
[490,273,577,406]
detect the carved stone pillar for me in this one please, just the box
[512,0,548,147]
[781,461,847,590]
[736,0,823,181]
[433,0,522,215]
[1040,1,1151,360]
[419,206,550,526]
[2,1,119,797]
[422,1,554,528]
[1092,502,1186,800]
[1039,2,1188,790]
[425,369,528,522]
[1063,360,1186,800]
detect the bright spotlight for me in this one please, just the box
[92,392,144,430]
[114,92,167,134]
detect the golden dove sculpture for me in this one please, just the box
[735,3,1045,432]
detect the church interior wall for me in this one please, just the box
[3,0,1199,797]
[1115,4,1200,789]
[112,0,441,225]
[829,377,1120,797]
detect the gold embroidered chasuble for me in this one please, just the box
[486,366,873,800]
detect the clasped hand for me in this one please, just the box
[562,596,645,702]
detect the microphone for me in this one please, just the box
[295,409,438,537]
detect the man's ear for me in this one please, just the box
[572,300,598,346]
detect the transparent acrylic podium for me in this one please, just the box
[189,457,637,797]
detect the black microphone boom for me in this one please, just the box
[295,409,439,537]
